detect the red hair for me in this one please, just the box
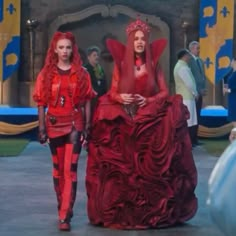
[118,29,157,96]
[39,31,85,102]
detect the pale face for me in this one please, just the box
[190,44,200,57]
[88,51,99,66]
[54,39,73,62]
[134,30,146,54]
[231,58,236,69]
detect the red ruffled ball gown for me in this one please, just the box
[85,39,198,229]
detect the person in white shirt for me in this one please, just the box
[174,49,198,147]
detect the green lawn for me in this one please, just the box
[0,138,29,157]
[201,138,230,157]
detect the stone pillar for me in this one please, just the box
[181,21,190,48]
[19,81,37,107]
[26,19,39,81]
[19,19,39,107]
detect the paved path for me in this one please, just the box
[0,142,224,236]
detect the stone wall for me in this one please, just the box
[14,0,232,106]
[21,0,199,78]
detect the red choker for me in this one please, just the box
[135,57,143,71]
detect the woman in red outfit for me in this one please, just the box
[33,31,95,231]
[86,19,198,229]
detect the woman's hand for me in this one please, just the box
[223,87,231,95]
[80,132,88,149]
[119,93,135,105]
[39,128,48,145]
[223,87,228,95]
[81,123,90,150]
[134,94,147,107]
[229,128,236,143]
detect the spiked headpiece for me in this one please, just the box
[126,19,150,36]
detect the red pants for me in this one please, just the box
[49,135,81,221]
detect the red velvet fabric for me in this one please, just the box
[86,72,198,229]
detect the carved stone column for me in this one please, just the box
[26,19,39,81]
[181,21,190,48]
[19,19,39,107]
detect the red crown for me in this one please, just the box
[126,19,150,35]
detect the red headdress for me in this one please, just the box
[38,31,84,103]
[126,18,151,36]
[106,19,167,96]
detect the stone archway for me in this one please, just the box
[49,4,170,86]
[49,4,169,37]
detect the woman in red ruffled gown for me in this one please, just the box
[86,19,198,229]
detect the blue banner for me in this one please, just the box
[199,0,234,84]
[0,0,21,81]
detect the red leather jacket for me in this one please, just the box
[33,66,95,108]
[33,66,96,138]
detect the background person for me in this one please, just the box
[174,49,198,147]
[84,46,107,114]
[223,58,236,130]
[188,41,207,146]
